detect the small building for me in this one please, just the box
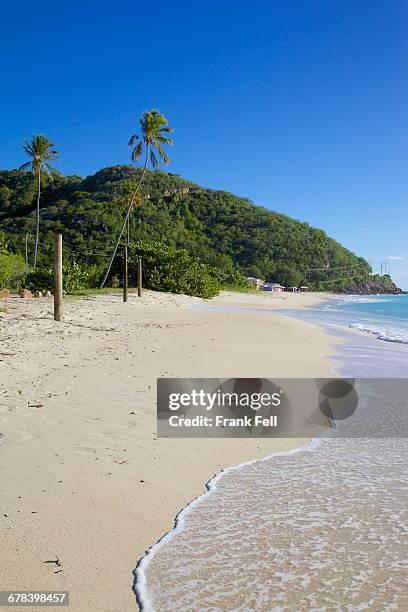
[300,286,309,292]
[284,286,298,293]
[246,277,265,289]
[260,283,286,292]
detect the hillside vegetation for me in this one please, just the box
[0,165,395,295]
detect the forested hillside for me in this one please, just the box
[0,165,383,293]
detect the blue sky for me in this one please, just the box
[1,1,407,286]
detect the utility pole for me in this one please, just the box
[137,257,142,297]
[123,245,128,302]
[54,234,63,322]
[25,234,28,265]
[380,262,383,275]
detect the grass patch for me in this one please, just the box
[72,287,123,296]
[68,287,143,299]
[221,284,259,294]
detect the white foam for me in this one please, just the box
[336,295,389,304]
[135,438,408,610]
[348,323,408,344]
[133,438,322,611]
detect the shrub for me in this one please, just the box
[25,261,92,294]
[0,250,29,289]
[63,261,93,293]
[110,241,221,298]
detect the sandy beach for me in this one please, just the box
[0,289,338,611]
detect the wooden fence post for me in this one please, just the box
[123,245,128,302]
[138,257,142,297]
[54,234,63,322]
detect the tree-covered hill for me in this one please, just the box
[0,165,388,292]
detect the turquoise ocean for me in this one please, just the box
[289,294,408,346]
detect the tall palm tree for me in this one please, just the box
[19,135,59,268]
[100,110,173,288]
[115,180,142,246]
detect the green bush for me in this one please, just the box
[25,261,92,294]
[63,262,93,293]
[110,241,221,298]
[0,250,29,289]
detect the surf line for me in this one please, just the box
[132,436,323,612]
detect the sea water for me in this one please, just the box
[135,296,408,611]
[285,294,408,345]
[277,294,408,376]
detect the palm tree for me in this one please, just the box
[100,110,173,288]
[20,135,59,268]
[115,180,142,246]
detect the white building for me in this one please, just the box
[260,283,286,292]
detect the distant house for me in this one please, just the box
[246,277,265,289]
[284,286,298,293]
[260,283,285,292]
[300,286,309,292]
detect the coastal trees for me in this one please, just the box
[0,165,375,293]
[268,264,303,287]
[109,241,221,298]
[19,135,59,268]
[100,110,173,287]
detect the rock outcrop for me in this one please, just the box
[337,277,405,295]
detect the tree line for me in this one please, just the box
[0,109,375,296]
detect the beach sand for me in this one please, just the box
[0,290,338,611]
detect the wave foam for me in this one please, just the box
[133,438,322,611]
[348,323,408,344]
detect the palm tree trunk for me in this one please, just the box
[100,147,149,288]
[33,170,41,268]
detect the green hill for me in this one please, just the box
[0,165,390,294]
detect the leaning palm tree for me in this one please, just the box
[100,110,173,288]
[115,180,142,245]
[19,135,59,268]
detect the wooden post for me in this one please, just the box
[54,234,63,322]
[123,245,128,302]
[137,257,142,297]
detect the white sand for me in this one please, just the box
[0,290,338,611]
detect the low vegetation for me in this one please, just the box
[0,245,29,289]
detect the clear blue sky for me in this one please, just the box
[1,1,407,286]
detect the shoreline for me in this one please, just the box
[134,438,323,612]
[134,295,408,611]
[272,292,408,377]
[0,289,338,612]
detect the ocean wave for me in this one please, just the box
[348,323,408,344]
[136,438,408,611]
[133,439,322,611]
[336,295,390,304]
